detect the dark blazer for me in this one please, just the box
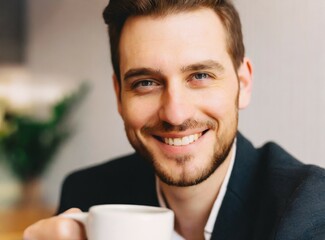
[57,133,325,240]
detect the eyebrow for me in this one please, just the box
[181,60,225,73]
[123,68,162,82]
[123,60,225,82]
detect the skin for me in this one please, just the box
[23,7,252,240]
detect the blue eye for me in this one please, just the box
[133,80,155,88]
[193,73,209,80]
[131,80,161,93]
[139,80,154,87]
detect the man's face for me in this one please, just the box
[115,8,252,186]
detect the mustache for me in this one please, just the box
[142,119,216,132]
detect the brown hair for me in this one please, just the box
[103,0,245,83]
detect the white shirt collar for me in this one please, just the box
[156,140,237,240]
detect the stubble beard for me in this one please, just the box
[154,132,235,187]
[125,115,238,187]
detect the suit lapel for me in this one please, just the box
[211,133,263,240]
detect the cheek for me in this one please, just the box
[121,96,159,129]
[199,87,238,119]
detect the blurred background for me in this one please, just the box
[0,0,324,238]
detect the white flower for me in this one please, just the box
[0,65,78,121]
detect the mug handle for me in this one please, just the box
[61,212,88,225]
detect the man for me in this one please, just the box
[24,0,325,239]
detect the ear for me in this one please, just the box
[237,57,253,109]
[113,74,122,116]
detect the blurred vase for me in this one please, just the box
[18,178,43,209]
[0,163,21,209]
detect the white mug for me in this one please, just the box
[63,204,174,240]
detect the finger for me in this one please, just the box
[23,209,87,240]
[59,208,82,214]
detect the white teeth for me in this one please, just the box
[174,138,182,146]
[182,136,190,145]
[163,133,202,146]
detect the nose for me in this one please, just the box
[158,83,195,126]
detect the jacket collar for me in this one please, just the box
[211,132,263,240]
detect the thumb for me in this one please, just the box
[58,208,87,239]
[60,208,83,214]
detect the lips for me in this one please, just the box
[163,133,202,146]
[154,130,208,146]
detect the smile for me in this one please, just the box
[164,133,202,146]
[154,130,208,146]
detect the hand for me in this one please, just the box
[23,208,87,240]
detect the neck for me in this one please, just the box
[159,146,234,240]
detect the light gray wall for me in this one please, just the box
[26,0,325,207]
[236,0,325,167]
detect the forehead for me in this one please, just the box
[119,8,230,74]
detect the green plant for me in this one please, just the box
[0,84,88,182]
